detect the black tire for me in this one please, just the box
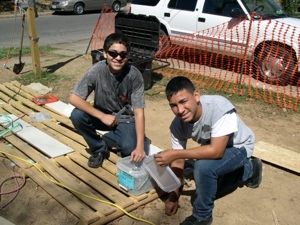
[74,3,84,15]
[254,44,295,85]
[112,1,121,12]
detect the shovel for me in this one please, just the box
[13,14,25,74]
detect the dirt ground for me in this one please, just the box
[0,47,300,225]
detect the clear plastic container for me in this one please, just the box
[116,156,154,196]
[143,155,181,193]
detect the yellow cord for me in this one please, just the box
[0,150,155,225]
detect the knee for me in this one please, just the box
[119,142,136,157]
[70,108,88,126]
[194,160,214,179]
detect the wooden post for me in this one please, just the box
[26,5,41,77]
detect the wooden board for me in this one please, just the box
[46,100,74,117]
[0,114,74,158]
[0,81,159,225]
[253,141,300,174]
[0,217,15,225]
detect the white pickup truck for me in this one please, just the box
[130,0,300,85]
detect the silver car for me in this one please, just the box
[50,0,127,15]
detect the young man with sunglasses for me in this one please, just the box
[69,33,147,168]
[154,76,262,225]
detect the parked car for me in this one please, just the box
[50,0,127,15]
[130,0,300,85]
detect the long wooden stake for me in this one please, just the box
[26,5,41,77]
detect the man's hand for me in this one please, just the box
[165,192,180,216]
[154,150,176,167]
[99,114,118,127]
[130,148,146,162]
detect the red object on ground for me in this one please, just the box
[32,94,58,105]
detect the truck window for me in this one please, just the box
[203,0,244,17]
[168,0,197,11]
[131,0,160,6]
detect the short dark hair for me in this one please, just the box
[103,33,131,52]
[165,76,195,99]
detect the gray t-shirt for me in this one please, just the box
[170,95,255,157]
[71,60,145,115]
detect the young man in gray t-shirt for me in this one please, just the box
[154,76,262,225]
[69,33,147,168]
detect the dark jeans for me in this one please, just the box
[70,108,148,157]
[192,147,252,221]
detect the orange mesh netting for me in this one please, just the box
[90,7,116,51]
[90,11,299,111]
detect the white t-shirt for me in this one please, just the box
[171,112,238,149]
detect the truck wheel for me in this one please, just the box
[112,1,121,12]
[74,3,84,15]
[254,45,295,85]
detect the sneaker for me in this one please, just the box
[180,215,213,225]
[246,157,263,188]
[88,150,110,168]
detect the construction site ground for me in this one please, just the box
[0,1,300,224]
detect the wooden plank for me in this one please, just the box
[253,141,300,174]
[0,97,78,141]
[5,81,73,118]
[9,80,41,97]
[0,104,90,159]
[0,84,74,128]
[0,114,74,158]
[0,129,116,216]
[46,100,75,117]
[66,152,151,202]
[0,143,100,224]
[55,153,134,207]
[0,216,15,225]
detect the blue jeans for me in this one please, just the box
[70,108,147,157]
[192,146,252,220]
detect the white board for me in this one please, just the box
[0,114,74,158]
[46,100,75,118]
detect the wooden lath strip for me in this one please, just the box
[0,114,74,158]
[0,111,126,217]
[6,81,71,118]
[0,84,74,128]
[0,139,116,216]
[253,141,300,174]
[0,143,100,224]
[65,152,153,202]
[10,80,41,97]
[0,97,88,148]
[0,103,88,156]
[54,154,133,207]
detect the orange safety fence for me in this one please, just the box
[90,7,116,51]
[90,10,299,111]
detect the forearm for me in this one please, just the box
[168,159,185,201]
[134,108,145,150]
[69,93,105,120]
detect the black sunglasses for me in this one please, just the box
[107,50,128,59]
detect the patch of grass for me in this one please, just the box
[0,46,58,59]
